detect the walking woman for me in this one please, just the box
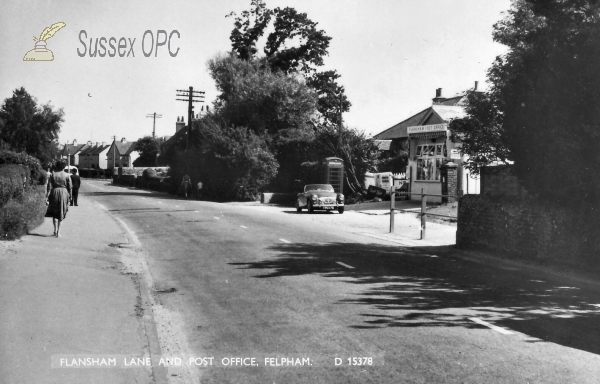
[45,160,71,237]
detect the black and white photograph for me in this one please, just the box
[2,0,600,382]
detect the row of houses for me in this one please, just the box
[373,82,482,201]
[61,138,140,169]
[61,115,191,169]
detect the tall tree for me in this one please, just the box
[448,90,509,175]
[227,0,350,126]
[449,0,600,202]
[0,87,63,164]
[133,136,160,167]
[208,53,317,141]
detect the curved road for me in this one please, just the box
[83,179,600,384]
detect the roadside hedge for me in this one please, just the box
[0,158,46,240]
[78,168,108,178]
[0,185,46,240]
[0,149,43,186]
[0,164,29,207]
[119,166,169,177]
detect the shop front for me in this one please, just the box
[407,123,461,203]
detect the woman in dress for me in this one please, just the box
[45,160,72,237]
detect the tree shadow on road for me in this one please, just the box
[229,242,600,355]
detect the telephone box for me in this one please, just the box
[323,157,344,194]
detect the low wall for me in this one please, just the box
[457,194,599,266]
[118,167,169,177]
[261,193,296,206]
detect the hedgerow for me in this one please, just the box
[0,164,29,207]
[0,149,43,185]
[0,185,46,240]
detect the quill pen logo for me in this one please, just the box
[23,22,66,61]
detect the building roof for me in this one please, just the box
[63,144,85,156]
[374,140,392,151]
[90,144,110,155]
[434,95,465,106]
[374,104,467,141]
[431,105,466,121]
[161,127,186,149]
[79,145,96,156]
[112,141,138,156]
[374,108,430,140]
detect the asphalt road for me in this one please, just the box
[83,179,600,384]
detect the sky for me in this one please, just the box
[0,0,512,145]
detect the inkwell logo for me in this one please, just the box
[23,22,66,61]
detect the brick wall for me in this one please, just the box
[457,194,600,265]
[480,165,527,196]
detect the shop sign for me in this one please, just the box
[450,148,461,159]
[407,124,448,134]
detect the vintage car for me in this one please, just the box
[296,184,344,214]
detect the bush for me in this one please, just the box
[0,149,43,186]
[119,167,169,177]
[0,164,29,206]
[170,121,278,201]
[0,185,46,240]
[79,168,107,178]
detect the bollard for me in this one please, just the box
[420,188,426,240]
[390,191,395,233]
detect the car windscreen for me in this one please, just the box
[304,184,334,192]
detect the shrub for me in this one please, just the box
[0,185,46,240]
[0,164,29,206]
[0,149,43,186]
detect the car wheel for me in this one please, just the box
[338,207,344,214]
[296,201,302,212]
[308,201,314,214]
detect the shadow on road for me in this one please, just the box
[229,242,600,355]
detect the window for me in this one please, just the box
[415,143,446,181]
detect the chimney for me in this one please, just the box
[95,142,99,146]
[121,137,126,142]
[101,142,106,146]
[87,141,92,145]
[474,81,479,91]
[175,116,185,133]
[432,88,445,104]
[72,139,77,145]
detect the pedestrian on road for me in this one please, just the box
[70,168,81,206]
[45,160,72,237]
[41,163,52,188]
[181,174,191,199]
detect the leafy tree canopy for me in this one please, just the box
[0,87,63,164]
[208,53,317,142]
[171,119,278,201]
[449,0,600,202]
[133,136,160,167]
[227,0,350,126]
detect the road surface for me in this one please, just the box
[81,179,600,383]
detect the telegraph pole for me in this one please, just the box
[146,112,163,138]
[338,92,343,149]
[176,87,205,150]
[112,135,116,171]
